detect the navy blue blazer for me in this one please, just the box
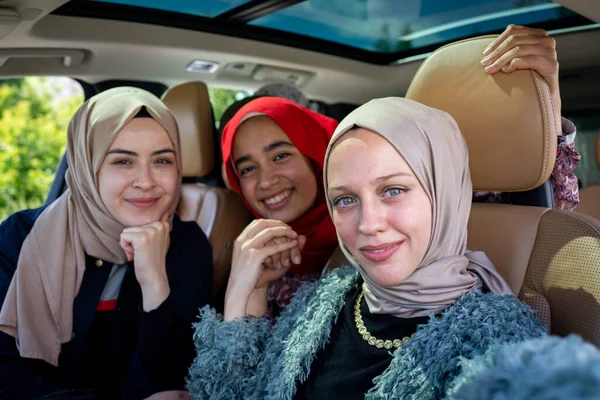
[0,207,213,399]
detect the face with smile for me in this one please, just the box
[232,115,318,223]
[327,128,432,287]
[97,117,179,227]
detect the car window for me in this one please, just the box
[571,114,600,188]
[0,77,84,222]
[208,87,252,129]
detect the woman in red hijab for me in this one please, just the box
[221,97,341,318]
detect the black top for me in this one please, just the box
[295,285,430,400]
[0,207,213,400]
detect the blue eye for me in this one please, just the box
[383,187,405,198]
[333,196,356,207]
[156,158,173,164]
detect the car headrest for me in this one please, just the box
[596,130,600,169]
[406,36,559,192]
[162,81,214,178]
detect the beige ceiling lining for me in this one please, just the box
[0,0,597,105]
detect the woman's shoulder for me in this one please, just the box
[0,207,48,303]
[0,206,47,257]
[1,206,46,233]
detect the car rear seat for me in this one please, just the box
[576,131,600,220]
[406,36,600,346]
[162,81,253,298]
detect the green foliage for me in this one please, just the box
[0,77,83,222]
[0,82,246,222]
[208,87,251,129]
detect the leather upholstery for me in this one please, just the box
[177,185,251,297]
[408,36,600,346]
[163,81,252,297]
[406,36,559,192]
[162,81,214,177]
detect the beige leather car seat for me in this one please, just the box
[576,131,600,220]
[162,81,252,298]
[406,36,600,346]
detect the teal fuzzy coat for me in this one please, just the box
[187,266,600,399]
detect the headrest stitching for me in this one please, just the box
[531,72,552,190]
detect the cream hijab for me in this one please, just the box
[0,87,181,366]
[323,97,511,318]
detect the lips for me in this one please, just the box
[126,197,159,209]
[359,240,404,263]
[261,189,293,210]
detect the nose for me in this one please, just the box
[257,165,279,190]
[358,198,387,236]
[133,164,156,190]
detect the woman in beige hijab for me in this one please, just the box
[187,97,600,400]
[0,87,212,399]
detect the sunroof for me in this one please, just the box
[250,0,581,53]
[91,0,252,18]
[68,0,594,63]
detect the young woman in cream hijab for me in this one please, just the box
[187,97,600,400]
[0,87,212,399]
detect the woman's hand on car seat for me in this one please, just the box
[481,24,561,116]
[224,219,300,321]
[120,214,171,312]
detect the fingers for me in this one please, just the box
[501,54,557,75]
[264,236,301,268]
[241,226,298,250]
[483,43,557,75]
[120,220,170,260]
[483,24,548,57]
[239,219,291,242]
[298,235,307,252]
[273,237,292,268]
[263,255,274,269]
[122,220,170,236]
[288,235,307,265]
[270,244,282,269]
[120,239,135,262]
[481,25,555,74]
[257,239,299,260]
[290,244,302,265]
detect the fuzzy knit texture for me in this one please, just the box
[447,335,600,400]
[187,266,600,399]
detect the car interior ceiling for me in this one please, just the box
[1,0,593,210]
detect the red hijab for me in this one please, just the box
[222,97,339,274]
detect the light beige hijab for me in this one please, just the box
[324,97,511,318]
[0,87,181,366]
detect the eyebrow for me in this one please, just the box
[328,172,413,193]
[233,141,294,168]
[106,148,175,156]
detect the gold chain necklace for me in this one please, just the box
[354,289,413,350]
